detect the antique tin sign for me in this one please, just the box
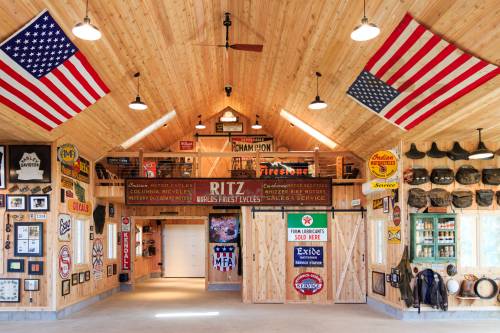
[293,272,324,295]
[58,245,71,279]
[260,162,311,178]
[212,245,236,272]
[368,150,398,179]
[293,246,324,267]
[179,141,195,151]
[58,213,71,242]
[61,156,90,184]
[287,213,328,242]
[57,144,79,166]
[67,199,92,215]
[393,205,401,226]
[388,226,401,244]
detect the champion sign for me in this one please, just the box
[293,272,324,296]
[212,245,236,272]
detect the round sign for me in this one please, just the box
[293,272,324,296]
[58,245,72,279]
[393,205,401,226]
[368,150,398,179]
[58,144,79,166]
[301,215,313,227]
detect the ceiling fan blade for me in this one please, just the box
[230,44,263,52]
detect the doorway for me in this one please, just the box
[163,224,206,277]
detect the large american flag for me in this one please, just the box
[347,13,499,131]
[0,10,109,131]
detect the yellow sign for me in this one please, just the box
[58,144,79,166]
[61,176,74,189]
[371,181,399,189]
[388,226,401,244]
[368,150,398,179]
[67,199,92,216]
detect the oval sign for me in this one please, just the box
[368,150,398,179]
[293,272,324,295]
[58,245,72,279]
[393,205,401,226]
[58,144,79,166]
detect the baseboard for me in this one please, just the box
[207,283,241,291]
[367,297,500,320]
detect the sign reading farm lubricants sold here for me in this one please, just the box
[125,178,332,206]
[287,213,328,242]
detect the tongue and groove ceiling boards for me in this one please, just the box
[0,1,498,160]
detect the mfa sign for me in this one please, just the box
[294,246,323,267]
[212,245,236,272]
[125,178,332,206]
[287,213,328,242]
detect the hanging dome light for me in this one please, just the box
[251,115,263,130]
[195,115,206,130]
[469,128,494,160]
[220,110,237,122]
[128,72,148,110]
[351,0,380,42]
[72,0,102,41]
[308,72,327,110]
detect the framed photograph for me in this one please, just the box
[0,145,5,189]
[8,145,51,183]
[113,264,117,275]
[383,197,389,213]
[372,271,386,296]
[0,278,21,303]
[79,272,85,284]
[89,233,94,240]
[84,271,90,281]
[7,259,25,273]
[61,279,70,296]
[107,265,113,277]
[14,222,43,257]
[6,195,27,211]
[28,261,44,275]
[208,213,240,243]
[28,194,50,212]
[71,273,79,286]
[0,194,4,208]
[24,279,40,292]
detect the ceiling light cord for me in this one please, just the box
[477,127,482,142]
[363,0,366,20]
[85,0,89,18]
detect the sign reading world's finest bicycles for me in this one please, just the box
[125,178,332,206]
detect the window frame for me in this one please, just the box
[107,223,117,259]
[73,218,89,266]
[371,217,387,266]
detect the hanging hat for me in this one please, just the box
[405,143,425,159]
[446,264,457,277]
[447,142,470,161]
[426,142,447,158]
[446,279,460,295]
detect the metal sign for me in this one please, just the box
[58,245,71,279]
[293,272,324,296]
[122,231,131,270]
[287,213,328,242]
[179,141,195,151]
[57,144,79,166]
[92,239,104,280]
[368,150,398,179]
[58,214,71,242]
[212,245,236,272]
[61,156,90,184]
[260,162,311,178]
[67,199,92,215]
[293,246,323,267]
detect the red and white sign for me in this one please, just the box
[121,216,131,232]
[179,140,194,151]
[293,272,324,296]
[58,245,71,279]
[143,160,157,178]
[393,205,401,226]
[121,231,131,271]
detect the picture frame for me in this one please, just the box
[0,278,21,303]
[112,264,117,275]
[0,145,5,189]
[383,197,389,213]
[28,194,50,212]
[8,145,51,183]
[61,279,70,296]
[6,194,27,211]
[79,272,85,284]
[208,213,240,243]
[71,273,79,286]
[7,259,25,273]
[28,261,44,275]
[14,222,43,257]
[89,233,94,240]
[24,279,40,292]
[0,194,4,208]
[372,271,386,296]
[84,271,90,281]
[107,265,113,277]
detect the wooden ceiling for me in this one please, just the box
[0,0,498,160]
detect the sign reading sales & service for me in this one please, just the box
[287,213,328,242]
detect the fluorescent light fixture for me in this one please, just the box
[220,110,237,122]
[120,110,176,149]
[280,109,337,150]
[155,311,219,318]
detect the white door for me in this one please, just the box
[163,224,206,277]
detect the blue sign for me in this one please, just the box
[293,246,323,267]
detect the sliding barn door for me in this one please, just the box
[252,212,285,303]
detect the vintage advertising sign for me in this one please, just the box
[143,160,157,178]
[121,231,131,270]
[215,122,243,133]
[92,239,104,280]
[372,198,383,209]
[61,176,74,189]
[58,245,71,279]
[121,216,131,232]
[260,162,311,178]
[179,141,195,151]
[231,137,273,152]
[393,205,401,226]
[57,144,79,166]
[125,178,332,206]
[370,181,399,189]
[294,246,324,267]
[212,245,236,272]
[8,145,51,183]
[67,199,92,215]
[368,150,398,179]
[388,226,401,244]
[287,213,328,242]
[107,157,130,165]
[58,214,71,242]
[293,272,324,296]
[61,156,90,184]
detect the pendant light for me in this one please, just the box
[251,115,263,130]
[351,0,380,42]
[195,115,206,130]
[128,72,148,111]
[469,128,494,160]
[308,72,327,110]
[72,0,102,41]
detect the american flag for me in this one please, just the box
[0,10,109,131]
[347,13,499,131]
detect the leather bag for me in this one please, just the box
[482,168,500,185]
[455,165,480,185]
[408,188,427,208]
[451,190,473,208]
[429,188,451,207]
[431,168,454,185]
[476,189,494,207]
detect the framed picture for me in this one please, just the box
[0,194,4,208]
[89,233,94,240]
[8,145,51,183]
[0,145,5,189]
[383,197,389,213]
[6,195,27,211]
[61,279,70,296]
[372,271,386,296]
[0,278,21,302]
[7,259,25,273]
[107,265,113,277]
[208,213,240,243]
[112,264,117,275]
[28,261,44,275]
[29,194,50,212]
[79,272,85,284]
[24,279,39,291]
[71,273,79,286]
[84,271,90,281]
[14,222,43,257]
[58,214,71,242]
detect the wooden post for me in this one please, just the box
[336,156,344,179]
[139,148,144,177]
[313,148,320,177]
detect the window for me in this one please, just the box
[372,218,386,265]
[460,213,500,268]
[135,226,142,257]
[74,219,88,265]
[107,223,117,259]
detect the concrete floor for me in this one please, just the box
[0,278,498,332]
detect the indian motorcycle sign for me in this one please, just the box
[125,178,332,206]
